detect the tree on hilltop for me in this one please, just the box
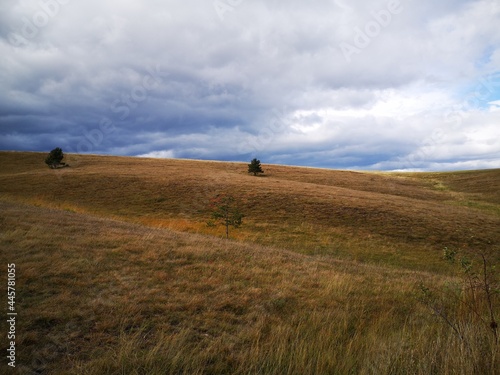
[248,158,264,176]
[45,147,65,169]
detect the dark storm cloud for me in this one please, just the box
[1,0,499,170]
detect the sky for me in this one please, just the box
[1,0,500,171]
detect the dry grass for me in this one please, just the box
[0,200,498,374]
[0,151,499,373]
[1,152,499,270]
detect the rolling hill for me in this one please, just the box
[0,151,499,374]
[1,152,498,268]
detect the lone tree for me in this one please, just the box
[45,147,65,169]
[248,158,264,176]
[207,193,244,239]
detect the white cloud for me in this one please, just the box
[489,100,500,111]
[138,150,175,159]
[0,0,499,170]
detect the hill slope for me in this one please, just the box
[1,152,499,269]
[0,151,499,373]
[1,199,498,374]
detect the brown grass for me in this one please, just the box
[1,152,499,269]
[0,151,499,373]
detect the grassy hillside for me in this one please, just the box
[0,151,499,374]
[1,152,499,269]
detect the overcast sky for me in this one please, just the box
[1,0,499,171]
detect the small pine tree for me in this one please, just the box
[248,158,264,176]
[45,147,64,168]
[207,193,244,239]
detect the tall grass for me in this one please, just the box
[74,296,499,374]
[1,198,497,373]
[1,202,498,373]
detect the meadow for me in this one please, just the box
[0,151,499,374]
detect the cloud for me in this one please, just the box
[138,149,175,159]
[0,0,499,170]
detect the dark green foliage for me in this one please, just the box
[248,158,264,176]
[45,148,64,168]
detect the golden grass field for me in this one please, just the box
[0,151,499,374]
